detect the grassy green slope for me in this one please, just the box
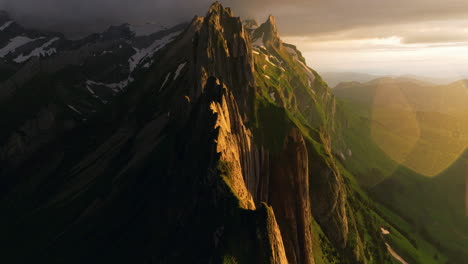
[331,100,400,186]
[372,153,468,264]
[250,35,444,263]
[332,83,468,263]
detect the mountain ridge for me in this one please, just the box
[323,71,467,88]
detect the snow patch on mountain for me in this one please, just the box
[380,227,390,235]
[253,33,265,48]
[160,73,171,91]
[86,83,97,96]
[129,30,181,72]
[264,54,285,71]
[270,92,276,102]
[87,78,134,93]
[68,105,82,115]
[85,31,181,93]
[100,50,113,55]
[86,80,109,103]
[14,37,59,63]
[174,62,186,80]
[386,243,408,264]
[0,21,14,31]
[0,36,41,57]
[298,60,315,82]
[285,46,315,83]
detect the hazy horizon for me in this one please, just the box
[318,71,468,84]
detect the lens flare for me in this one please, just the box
[370,80,421,172]
[370,78,468,177]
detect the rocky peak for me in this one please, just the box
[265,15,278,34]
[209,1,224,12]
[251,15,281,49]
[188,2,254,118]
[207,1,234,21]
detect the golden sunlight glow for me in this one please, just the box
[370,83,420,172]
[285,35,468,78]
[283,19,468,177]
[370,80,468,177]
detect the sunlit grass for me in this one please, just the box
[369,81,468,176]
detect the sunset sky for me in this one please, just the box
[233,0,468,78]
[2,0,468,78]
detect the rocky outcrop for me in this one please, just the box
[269,128,314,264]
[209,79,256,210]
[247,13,348,253]
[256,203,289,264]
[251,15,282,49]
[309,130,349,248]
[192,2,255,119]
[207,75,315,263]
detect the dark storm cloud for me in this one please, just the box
[0,0,214,35]
[1,0,468,43]
[228,0,468,37]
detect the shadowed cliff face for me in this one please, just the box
[269,128,314,264]
[308,131,349,248]
[248,11,349,253]
[210,77,315,263]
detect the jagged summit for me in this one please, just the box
[209,1,223,10]
[251,15,281,48]
[187,1,255,117]
[208,1,234,17]
[266,15,278,31]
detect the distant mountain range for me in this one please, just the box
[321,71,466,88]
[333,77,468,114]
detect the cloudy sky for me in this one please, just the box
[2,0,468,79]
